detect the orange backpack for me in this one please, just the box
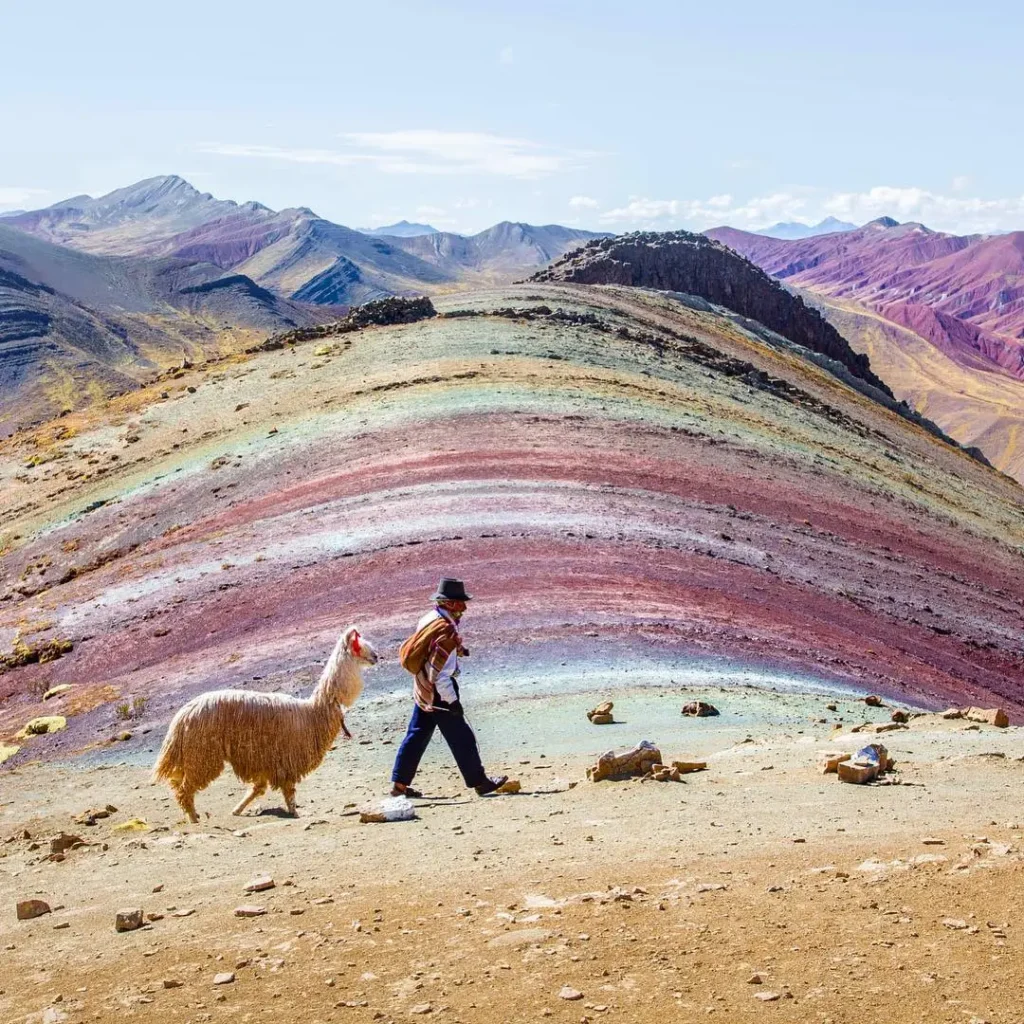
[399,617,449,675]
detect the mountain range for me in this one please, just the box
[755,217,857,240]
[359,220,439,237]
[6,176,605,306]
[0,175,606,432]
[707,218,1024,480]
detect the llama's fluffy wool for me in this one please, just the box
[153,626,375,822]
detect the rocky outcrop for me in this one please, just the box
[533,231,890,394]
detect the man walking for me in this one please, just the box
[390,578,508,797]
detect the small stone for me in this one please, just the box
[409,1003,433,1014]
[754,991,781,1001]
[922,837,945,846]
[234,905,266,917]
[747,974,763,985]
[114,908,143,932]
[244,874,275,893]
[496,779,522,794]
[162,979,183,989]
[681,701,719,717]
[891,709,909,723]
[213,972,235,985]
[16,899,52,921]
[941,918,968,930]
[864,694,883,707]
[49,833,84,856]
[559,987,584,1001]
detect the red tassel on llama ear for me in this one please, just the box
[350,631,362,657]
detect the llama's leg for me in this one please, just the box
[232,781,267,816]
[175,783,200,824]
[281,781,298,817]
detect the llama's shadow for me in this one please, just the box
[255,807,297,818]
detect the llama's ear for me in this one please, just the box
[349,629,362,656]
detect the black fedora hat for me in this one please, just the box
[434,577,472,602]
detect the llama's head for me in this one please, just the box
[344,626,379,666]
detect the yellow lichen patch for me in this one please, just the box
[43,684,74,701]
[111,818,148,833]
[65,684,120,717]
[0,744,20,765]
[17,715,67,739]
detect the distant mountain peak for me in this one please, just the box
[360,219,439,238]
[756,217,857,240]
[867,216,900,229]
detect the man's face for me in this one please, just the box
[441,598,467,620]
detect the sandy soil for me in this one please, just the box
[2,689,1022,1024]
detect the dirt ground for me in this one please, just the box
[2,697,1022,1024]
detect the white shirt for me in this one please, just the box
[417,607,461,704]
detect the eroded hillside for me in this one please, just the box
[2,283,1022,767]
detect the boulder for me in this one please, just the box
[681,701,719,717]
[822,752,851,774]
[589,713,614,725]
[942,708,964,719]
[964,707,1009,728]
[16,899,51,921]
[587,740,662,782]
[891,709,909,723]
[114,908,143,932]
[837,744,889,785]
[587,701,614,724]
[864,695,883,707]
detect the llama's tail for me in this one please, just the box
[152,710,187,784]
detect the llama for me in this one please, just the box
[153,626,377,822]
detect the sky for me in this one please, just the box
[3,0,1023,235]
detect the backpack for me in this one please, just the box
[399,616,450,675]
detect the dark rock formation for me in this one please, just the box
[533,231,891,395]
[252,296,437,351]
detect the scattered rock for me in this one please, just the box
[837,744,890,785]
[114,908,143,932]
[921,837,945,846]
[755,991,781,1002]
[964,707,1009,728]
[409,1004,433,1015]
[942,708,964,719]
[891,709,909,723]
[941,918,968,930]
[681,701,719,717]
[822,752,851,774]
[587,701,615,724]
[213,972,235,985]
[234,905,267,918]
[864,695,883,707]
[496,779,521,794]
[587,740,661,782]
[49,833,85,856]
[16,899,51,921]
[559,986,584,1001]
[244,874,275,893]
[671,760,708,774]
[747,973,764,984]
[162,979,183,989]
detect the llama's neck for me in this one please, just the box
[311,636,363,709]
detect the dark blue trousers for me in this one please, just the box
[391,701,487,789]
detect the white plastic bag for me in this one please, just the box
[358,795,417,823]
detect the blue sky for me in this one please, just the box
[3,0,1022,234]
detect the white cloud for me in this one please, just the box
[951,175,970,192]
[569,195,599,209]
[595,185,1024,235]
[0,186,47,209]
[200,131,587,180]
